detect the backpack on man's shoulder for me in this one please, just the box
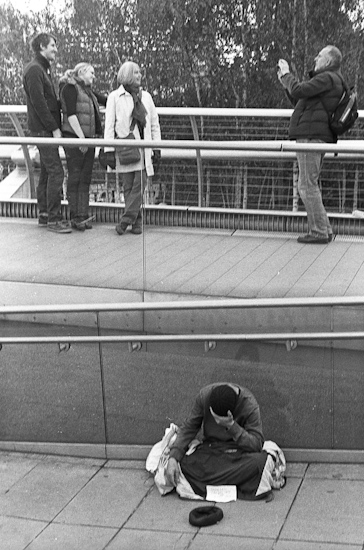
[330,83,358,136]
[322,74,358,136]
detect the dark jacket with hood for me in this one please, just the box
[281,66,344,143]
[23,54,61,133]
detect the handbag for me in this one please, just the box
[118,120,141,165]
[98,148,116,170]
[99,119,140,169]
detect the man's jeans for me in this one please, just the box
[120,170,147,227]
[32,131,64,223]
[64,146,95,221]
[296,139,332,239]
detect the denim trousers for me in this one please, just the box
[32,131,64,223]
[120,169,147,226]
[64,146,95,221]
[296,139,332,238]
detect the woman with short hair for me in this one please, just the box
[104,61,161,235]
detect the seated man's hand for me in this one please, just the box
[166,457,180,487]
[210,407,234,429]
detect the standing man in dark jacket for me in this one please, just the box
[278,46,344,244]
[23,32,71,233]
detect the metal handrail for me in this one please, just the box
[2,105,364,118]
[1,297,363,345]
[1,135,364,154]
[1,295,364,314]
[1,331,364,345]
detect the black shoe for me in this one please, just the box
[115,222,128,235]
[328,233,333,242]
[38,214,48,227]
[297,234,329,244]
[71,219,86,231]
[78,215,95,229]
[131,225,142,235]
[47,221,72,234]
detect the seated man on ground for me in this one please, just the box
[166,382,271,500]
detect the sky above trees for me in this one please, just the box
[0,0,48,12]
[1,0,364,108]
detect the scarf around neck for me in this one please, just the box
[124,84,147,128]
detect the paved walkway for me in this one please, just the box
[1,451,364,550]
[2,220,364,549]
[2,218,364,300]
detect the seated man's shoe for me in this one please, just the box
[115,222,128,235]
[297,234,329,244]
[47,221,72,234]
[131,225,142,235]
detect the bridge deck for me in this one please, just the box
[1,218,364,300]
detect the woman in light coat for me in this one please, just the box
[104,61,161,235]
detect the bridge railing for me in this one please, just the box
[1,295,364,345]
[1,105,364,210]
[1,295,364,458]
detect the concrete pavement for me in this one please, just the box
[1,451,364,549]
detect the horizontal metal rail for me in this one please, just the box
[1,298,363,345]
[1,135,364,154]
[2,105,364,118]
[0,332,364,345]
[1,296,364,315]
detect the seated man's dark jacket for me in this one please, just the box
[281,67,344,143]
[169,383,264,463]
[23,54,61,133]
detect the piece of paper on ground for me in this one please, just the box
[206,485,237,502]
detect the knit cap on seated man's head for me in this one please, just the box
[210,385,238,416]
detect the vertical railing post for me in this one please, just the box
[292,160,299,212]
[7,113,36,199]
[189,115,204,207]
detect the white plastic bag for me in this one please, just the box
[256,440,287,497]
[263,440,286,489]
[146,424,203,499]
[154,443,176,495]
[146,423,178,474]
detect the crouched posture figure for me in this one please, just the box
[166,383,270,500]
